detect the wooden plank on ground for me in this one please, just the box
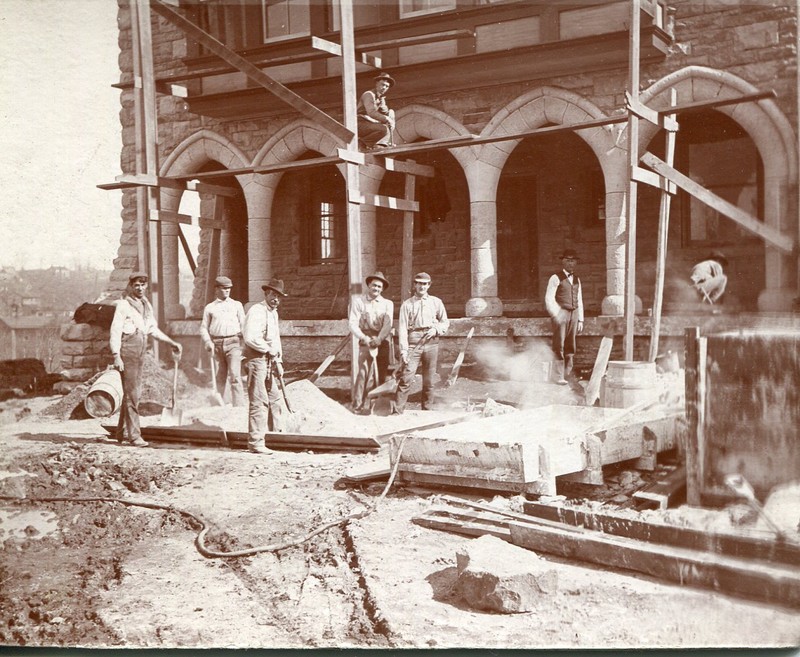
[150,0,353,143]
[413,514,511,540]
[508,518,800,608]
[523,500,800,567]
[641,152,794,253]
[632,464,685,509]
[584,335,613,406]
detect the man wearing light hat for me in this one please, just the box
[357,71,396,150]
[200,276,246,407]
[243,278,289,453]
[394,271,449,413]
[544,248,584,385]
[348,271,394,414]
[109,271,183,447]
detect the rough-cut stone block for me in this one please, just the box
[452,534,558,613]
[61,323,103,341]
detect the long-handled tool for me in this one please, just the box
[725,473,788,541]
[367,335,429,399]
[160,355,184,425]
[208,351,224,406]
[308,335,349,385]
[444,326,474,388]
[275,367,293,414]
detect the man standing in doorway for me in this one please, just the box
[200,276,246,407]
[109,271,183,447]
[243,278,288,454]
[349,271,394,414]
[394,272,449,413]
[544,249,584,385]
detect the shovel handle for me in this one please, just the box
[171,359,179,407]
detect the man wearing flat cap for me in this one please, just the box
[349,271,394,414]
[243,278,289,453]
[109,271,183,447]
[394,272,449,413]
[200,276,246,407]
[544,249,584,385]
[357,71,396,150]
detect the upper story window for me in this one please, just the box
[399,0,457,19]
[262,0,311,42]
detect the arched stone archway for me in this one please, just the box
[159,131,250,318]
[638,66,798,310]
[475,88,620,316]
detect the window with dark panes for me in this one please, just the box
[262,0,311,42]
[676,111,763,246]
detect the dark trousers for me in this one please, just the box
[395,338,439,412]
[551,309,579,377]
[352,339,390,411]
[212,336,245,407]
[358,117,392,148]
[116,330,147,442]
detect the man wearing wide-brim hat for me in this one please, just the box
[348,271,394,414]
[544,249,584,385]
[357,71,396,150]
[394,271,450,413]
[200,275,246,407]
[243,278,290,453]
[109,271,183,447]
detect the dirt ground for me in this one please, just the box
[1,361,799,649]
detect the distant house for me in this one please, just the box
[0,315,64,369]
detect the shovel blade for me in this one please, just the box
[367,378,398,399]
[160,407,184,426]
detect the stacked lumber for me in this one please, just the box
[413,496,800,609]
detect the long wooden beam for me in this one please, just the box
[641,152,795,253]
[97,89,776,187]
[99,174,239,196]
[111,30,473,90]
[150,0,353,142]
[523,500,800,566]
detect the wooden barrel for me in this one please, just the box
[601,361,658,408]
[84,369,123,418]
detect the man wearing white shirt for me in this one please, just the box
[243,278,288,454]
[394,272,449,413]
[349,271,394,414]
[544,249,584,385]
[109,271,183,447]
[200,276,246,406]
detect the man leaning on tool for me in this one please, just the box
[200,275,246,407]
[349,271,394,415]
[394,272,449,413]
[109,271,183,447]
[243,278,289,454]
[544,248,584,385]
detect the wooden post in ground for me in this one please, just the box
[400,174,416,299]
[623,0,641,361]
[648,89,678,362]
[684,327,707,506]
[338,0,363,386]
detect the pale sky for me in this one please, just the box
[0,0,122,270]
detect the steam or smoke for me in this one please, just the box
[472,338,554,385]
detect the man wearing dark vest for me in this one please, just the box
[544,249,584,385]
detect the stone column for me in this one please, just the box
[245,178,275,301]
[758,176,796,310]
[464,158,503,317]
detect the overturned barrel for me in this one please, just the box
[84,369,123,418]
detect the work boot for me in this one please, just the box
[249,443,274,455]
[127,438,149,448]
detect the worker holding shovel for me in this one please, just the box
[200,276,246,407]
[348,271,394,414]
[109,272,183,447]
[243,278,289,454]
[393,272,449,413]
